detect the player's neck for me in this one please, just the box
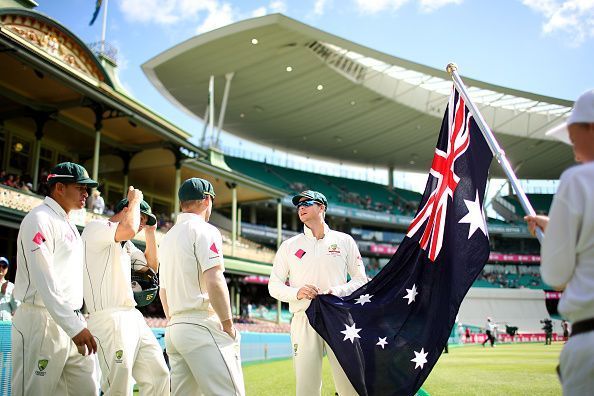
[305,220,325,239]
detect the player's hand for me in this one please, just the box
[524,215,549,236]
[126,186,143,204]
[297,284,319,300]
[221,319,236,339]
[72,328,97,356]
[144,222,157,234]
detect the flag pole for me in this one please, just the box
[446,63,543,243]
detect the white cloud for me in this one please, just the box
[119,0,216,25]
[313,0,330,15]
[270,0,288,13]
[354,0,461,14]
[522,0,594,45]
[419,0,463,13]
[196,2,235,33]
[251,6,268,18]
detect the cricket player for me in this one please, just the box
[12,162,98,395]
[268,190,368,396]
[159,177,245,396]
[82,187,169,395]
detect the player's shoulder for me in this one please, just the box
[22,203,52,226]
[560,162,594,182]
[281,233,304,247]
[328,229,355,243]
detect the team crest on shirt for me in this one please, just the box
[327,244,341,256]
[35,359,48,376]
[115,349,124,363]
[293,343,299,356]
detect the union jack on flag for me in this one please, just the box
[406,91,472,261]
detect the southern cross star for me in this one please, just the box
[411,348,428,369]
[403,284,418,305]
[376,337,388,349]
[354,294,373,306]
[340,323,362,343]
[458,190,487,239]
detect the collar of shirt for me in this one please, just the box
[176,212,206,224]
[303,222,330,240]
[43,196,68,219]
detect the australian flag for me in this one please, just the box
[89,0,103,26]
[306,87,493,396]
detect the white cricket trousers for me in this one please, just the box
[291,311,357,396]
[165,312,245,396]
[11,303,96,396]
[559,330,594,395]
[87,307,169,396]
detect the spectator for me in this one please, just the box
[0,257,19,321]
[91,190,105,214]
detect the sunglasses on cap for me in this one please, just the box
[296,199,319,208]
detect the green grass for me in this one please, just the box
[243,342,563,396]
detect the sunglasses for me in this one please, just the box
[0,265,8,269]
[296,199,319,208]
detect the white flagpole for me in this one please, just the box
[100,0,109,54]
[446,63,543,243]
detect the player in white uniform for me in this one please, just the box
[159,177,245,396]
[82,187,169,395]
[12,162,98,396]
[525,89,594,395]
[268,190,368,396]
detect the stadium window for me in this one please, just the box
[39,146,54,173]
[8,135,32,173]
[0,128,5,169]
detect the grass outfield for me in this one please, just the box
[243,342,563,395]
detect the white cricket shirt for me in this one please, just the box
[81,219,146,313]
[268,223,367,313]
[14,197,86,337]
[158,213,224,317]
[541,162,594,323]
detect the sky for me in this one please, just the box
[34,0,594,193]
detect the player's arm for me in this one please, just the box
[268,244,305,302]
[540,187,579,291]
[196,229,236,337]
[327,237,368,297]
[160,287,170,321]
[114,186,143,242]
[204,265,235,338]
[22,214,96,355]
[143,222,158,272]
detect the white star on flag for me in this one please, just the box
[354,294,373,306]
[376,337,388,349]
[340,323,362,343]
[411,348,428,369]
[458,190,487,239]
[403,284,418,305]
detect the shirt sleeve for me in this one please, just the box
[540,175,580,289]
[21,212,85,338]
[194,227,224,273]
[82,220,118,251]
[268,243,300,302]
[331,236,368,297]
[8,283,19,312]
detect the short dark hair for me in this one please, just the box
[180,199,202,211]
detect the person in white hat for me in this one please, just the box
[525,89,594,395]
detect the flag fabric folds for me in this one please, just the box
[89,0,103,26]
[306,87,493,396]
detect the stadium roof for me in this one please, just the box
[143,14,575,179]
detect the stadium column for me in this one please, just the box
[215,72,235,147]
[231,183,237,257]
[119,150,133,196]
[276,198,282,324]
[32,112,49,190]
[173,154,181,220]
[388,166,394,189]
[237,206,242,237]
[91,104,104,184]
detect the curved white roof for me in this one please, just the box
[143,14,574,179]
